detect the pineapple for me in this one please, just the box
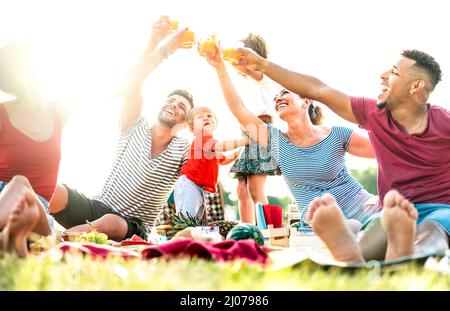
[208,220,238,238]
[167,212,208,239]
[167,213,238,239]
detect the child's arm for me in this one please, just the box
[218,148,242,165]
[211,137,249,152]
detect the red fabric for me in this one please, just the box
[141,239,268,264]
[351,97,450,204]
[180,133,224,193]
[58,242,141,259]
[0,104,62,201]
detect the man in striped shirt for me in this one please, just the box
[49,17,194,240]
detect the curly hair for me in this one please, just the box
[240,33,268,59]
[401,49,442,90]
[308,102,324,125]
[167,89,194,108]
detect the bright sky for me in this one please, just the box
[1,0,449,199]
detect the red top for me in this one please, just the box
[0,104,63,201]
[351,97,450,205]
[180,133,225,193]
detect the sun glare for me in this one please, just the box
[2,0,449,197]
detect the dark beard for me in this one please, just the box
[376,101,387,109]
[157,112,177,128]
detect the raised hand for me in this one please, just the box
[234,47,265,71]
[204,42,225,69]
[160,28,192,57]
[150,16,172,46]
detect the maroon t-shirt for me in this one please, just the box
[351,97,450,205]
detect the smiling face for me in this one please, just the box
[157,94,191,128]
[189,107,217,135]
[274,89,306,121]
[378,57,417,108]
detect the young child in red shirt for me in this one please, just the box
[175,106,248,219]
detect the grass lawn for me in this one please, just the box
[1,252,449,290]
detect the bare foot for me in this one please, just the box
[0,192,40,257]
[308,194,365,263]
[381,190,418,261]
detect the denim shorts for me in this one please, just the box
[415,203,450,235]
[0,180,54,229]
[174,175,205,219]
[361,202,450,235]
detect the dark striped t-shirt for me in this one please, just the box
[96,118,190,231]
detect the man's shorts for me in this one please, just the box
[52,185,147,240]
[361,202,450,236]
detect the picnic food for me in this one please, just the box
[226,223,264,246]
[198,35,218,58]
[168,213,238,239]
[167,213,208,238]
[74,230,108,244]
[208,220,238,238]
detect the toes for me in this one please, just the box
[400,199,412,211]
[394,194,405,207]
[307,197,322,221]
[383,189,403,208]
[399,199,418,219]
[409,206,419,219]
[321,193,337,206]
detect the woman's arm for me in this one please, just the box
[204,46,269,147]
[347,132,375,158]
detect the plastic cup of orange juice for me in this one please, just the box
[178,30,195,48]
[198,36,218,58]
[171,20,179,30]
[223,48,240,64]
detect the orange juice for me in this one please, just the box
[178,30,195,48]
[198,36,218,58]
[171,20,179,30]
[223,48,240,64]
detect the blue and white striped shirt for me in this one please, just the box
[269,125,373,226]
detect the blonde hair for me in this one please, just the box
[187,106,217,129]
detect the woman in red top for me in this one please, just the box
[0,43,67,256]
[175,106,248,219]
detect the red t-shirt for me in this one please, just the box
[180,133,225,193]
[351,97,450,204]
[0,104,62,201]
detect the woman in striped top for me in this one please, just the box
[204,47,379,233]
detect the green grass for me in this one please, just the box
[1,252,449,290]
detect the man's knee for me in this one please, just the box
[49,184,68,214]
[95,214,128,239]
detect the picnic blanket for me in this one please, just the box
[55,238,448,274]
[57,239,269,264]
[268,246,450,274]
